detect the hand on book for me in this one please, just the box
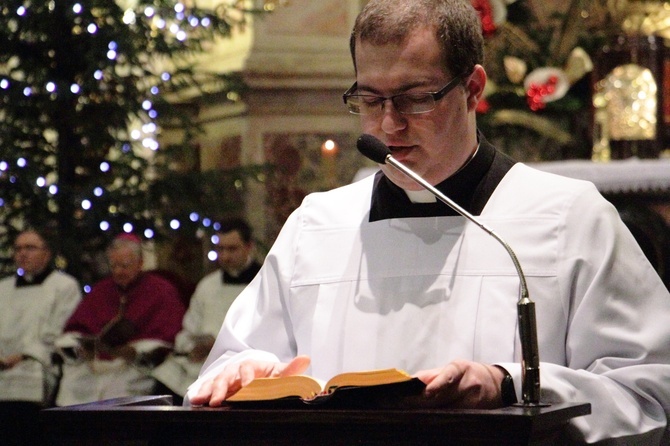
[189,355,311,407]
[413,359,506,409]
[225,367,426,408]
[189,356,507,410]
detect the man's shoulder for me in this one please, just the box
[84,276,117,302]
[298,175,375,224]
[90,275,116,290]
[44,269,80,287]
[143,271,181,291]
[117,273,185,313]
[506,163,599,196]
[188,271,224,304]
[487,163,603,215]
[0,274,14,290]
[196,270,223,288]
[312,173,374,199]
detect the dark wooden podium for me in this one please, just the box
[40,396,590,445]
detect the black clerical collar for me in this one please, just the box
[15,266,54,288]
[369,133,516,222]
[221,261,261,285]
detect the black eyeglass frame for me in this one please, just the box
[342,74,465,115]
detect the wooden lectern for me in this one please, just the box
[40,396,590,445]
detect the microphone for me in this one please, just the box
[357,134,542,406]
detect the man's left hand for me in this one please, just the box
[413,359,505,409]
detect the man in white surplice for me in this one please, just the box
[186,1,670,444]
[0,229,81,444]
[152,218,261,401]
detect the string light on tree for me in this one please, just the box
[0,0,285,281]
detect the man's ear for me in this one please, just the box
[465,65,487,112]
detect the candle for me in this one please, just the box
[321,139,338,189]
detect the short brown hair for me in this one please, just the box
[349,0,483,79]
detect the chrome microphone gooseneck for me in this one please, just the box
[357,134,542,406]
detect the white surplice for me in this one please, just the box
[188,164,670,445]
[0,271,81,404]
[152,272,246,396]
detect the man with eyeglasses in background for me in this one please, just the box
[187,1,670,443]
[0,228,81,445]
[152,218,261,403]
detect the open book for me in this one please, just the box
[76,316,136,353]
[226,368,426,409]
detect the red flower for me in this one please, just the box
[526,76,559,111]
[471,0,496,37]
[476,98,491,114]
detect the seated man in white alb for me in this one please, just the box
[152,218,261,402]
[0,228,81,444]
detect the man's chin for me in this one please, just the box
[381,167,425,191]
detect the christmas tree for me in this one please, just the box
[0,0,281,283]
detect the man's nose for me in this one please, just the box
[380,99,407,134]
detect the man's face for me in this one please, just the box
[14,231,52,276]
[215,230,252,273]
[108,247,143,288]
[354,26,483,189]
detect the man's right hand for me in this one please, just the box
[189,355,311,407]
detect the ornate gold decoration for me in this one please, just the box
[621,1,670,37]
[595,64,657,141]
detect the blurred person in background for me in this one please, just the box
[152,218,261,403]
[55,233,185,406]
[0,228,81,445]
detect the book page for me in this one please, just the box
[226,368,416,404]
[226,375,325,401]
[323,368,412,393]
[225,371,425,409]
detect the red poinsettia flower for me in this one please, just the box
[523,68,570,112]
[471,0,497,36]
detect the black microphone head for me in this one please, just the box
[357,134,390,164]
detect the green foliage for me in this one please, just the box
[0,0,268,280]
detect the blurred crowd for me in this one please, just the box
[0,218,261,445]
